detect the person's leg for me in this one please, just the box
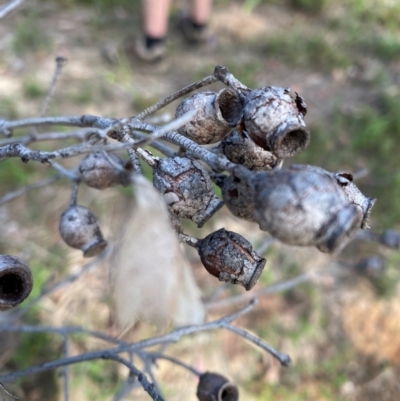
[135,0,171,61]
[189,0,213,26]
[143,0,172,41]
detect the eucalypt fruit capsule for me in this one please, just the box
[0,254,33,311]
[197,228,265,290]
[59,205,107,257]
[197,372,239,401]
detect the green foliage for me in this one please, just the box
[23,77,46,99]
[287,0,329,13]
[0,96,18,119]
[266,33,350,72]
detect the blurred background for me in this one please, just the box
[1,0,400,400]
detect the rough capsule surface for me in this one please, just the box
[197,372,239,401]
[153,156,223,227]
[243,86,309,158]
[253,164,375,253]
[198,228,265,290]
[0,255,33,311]
[59,205,107,257]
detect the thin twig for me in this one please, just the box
[146,352,202,377]
[178,232,199,248]
[62,334,70,401]
[0,177,59,206]
[221,323,291,367]
[69,180,79,206]
[0,0,25,20]
[0,300,257,382]
[134,75,218,121]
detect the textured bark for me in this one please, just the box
[175,89,243,145]
[198,228,265,290]
[253,164,375,253]
[153,156,223,227]
[0,255,33,311]
[243,86,309,158]
[59,205,107,257]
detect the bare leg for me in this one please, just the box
[143,0,172,38]
[190,0,213,25]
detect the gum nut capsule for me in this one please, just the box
[198,228,265,290]
[222,175,256,222]
[252,165,376,253]
[153,156,223,228]
[243,86,309,158]
[79,152,126,189]
[220,130,278,171]
[197,372,239,401]
[380,230,400,249]
[175,89,243,144]
[59,205,107,257]
[0,255,33,311]
[355,256,386,277]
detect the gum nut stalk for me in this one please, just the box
[197,372,239,401]
[197,228,265,290]
[222,175,256,222]
[153,156,223,228]
[380,230,400,249]
[79,152,126,189]
[252,165,375,253]
[175,89,243,144]
[220,130,278,171]
[59,205,107,257]
[0,255,33,311]
[243,86,309,158]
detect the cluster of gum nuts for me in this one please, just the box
[1,79,380,312]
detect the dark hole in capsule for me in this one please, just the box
[0,273,24,301]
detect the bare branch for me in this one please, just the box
[146,352,202,377]
[0,0,25,20]
[221,323,291,366]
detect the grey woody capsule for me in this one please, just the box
[221,175,256,222]
[198,228,265,290]
[153,156,223,228]
[175,89,243,144]
[220,130,278,171]
[0,255,33,311]
[79,152,129,190]
[59,205,107,257]
[243,86,309,158]
[379,230,400,249]
[253,165,375,253]
[354,256,386,277]
[197,372,239,401]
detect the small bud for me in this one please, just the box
[0,255,33,311]
[197,228,265,290]
[153,156,223,227]
[379,230,400,249]
[221,175,255,222]
[220,130,278,171]
[79,152,129,189]
[59,205,107,257]
[176,89,243,144]
[253,165,375,253]
[243,87,309,158]
[197,372,239,401]
[354,256,385,277]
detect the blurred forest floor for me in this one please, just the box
[1,0,400,400]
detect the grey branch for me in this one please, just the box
[0,0,25,19]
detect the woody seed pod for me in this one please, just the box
[197,372,239,401]
[253,165,375,253]
[0,255,33,311]
[198,228,265,290]
[79,152,129,189]
[220,130,278,171]
[221,175,256,222]
[175,89,243,144]
[153,156,223,227]
[379,230,400,249]
[59,205,107,257]
[354,256,385,277]
[243,86,309,158]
